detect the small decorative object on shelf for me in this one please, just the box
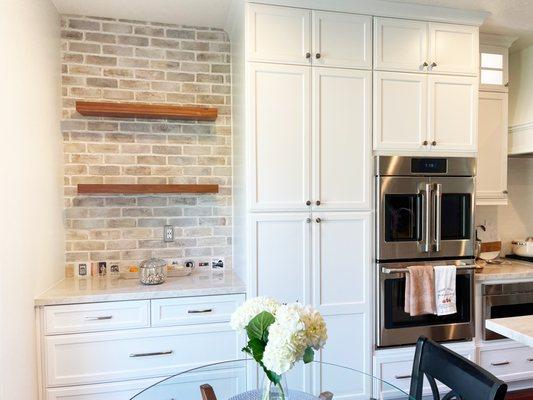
[139,258,167,285]
[230,297,328,400]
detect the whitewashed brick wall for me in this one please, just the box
[60,15,232,274]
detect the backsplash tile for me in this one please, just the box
[61,15,231,272]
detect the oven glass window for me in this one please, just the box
[384,194,421,242]
[384,274,471,329]
[440,193,471,240]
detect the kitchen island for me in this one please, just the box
[486,316,533,347]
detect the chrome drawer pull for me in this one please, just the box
[394,374,412,379]
[187,308,213,314]
[130,350,173,358]
[84,315,113,321]
[490,361,510,366]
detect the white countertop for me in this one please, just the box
[486,316,533,347]
[35,269,246,306]
[475,260,533,282]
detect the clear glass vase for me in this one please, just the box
[260,372,288,400]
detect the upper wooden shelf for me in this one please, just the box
[75,101,218,121]
[78,184,219,195]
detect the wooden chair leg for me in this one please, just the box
[200,384,218,400]
[319,391,333,400]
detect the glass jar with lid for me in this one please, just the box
[139,258,167,285]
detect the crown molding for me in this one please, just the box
[247,0,489,26]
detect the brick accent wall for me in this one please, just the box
[60,15,231,273]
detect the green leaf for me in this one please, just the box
[264,367,282,385]
[303,347,314,363]
[247,338,266,363]
[246,311,275,341]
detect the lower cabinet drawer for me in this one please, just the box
[151,294,244,327]
[44,300,150,335]
[479,345,533,381]
[45,323,240,387]
[45,367,246,400]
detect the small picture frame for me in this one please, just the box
[77,263,88,277]
[98,262,107,276]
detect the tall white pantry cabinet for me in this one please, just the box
[228,1,483,399]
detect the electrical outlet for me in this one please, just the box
[211,258,224,269]
[164,225,174,242]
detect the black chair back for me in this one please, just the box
[409,336,507,400]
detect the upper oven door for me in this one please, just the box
[429,177,475,259]
[377,176,431,261]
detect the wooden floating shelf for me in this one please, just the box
[77,184,219,195]
[76,101,218,121]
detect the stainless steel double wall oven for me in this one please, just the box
[375,156,476,347]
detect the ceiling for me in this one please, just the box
[52,0,533,51]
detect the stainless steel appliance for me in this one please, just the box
[375,156,477,347]
[482,281,533,340]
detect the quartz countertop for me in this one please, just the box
[35,269,246,306]
[486,315,533,347]
[475,260,533,282]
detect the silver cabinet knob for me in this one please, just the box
[305,52,311,59]
[315,218,322,223]
[306,200,311,206]
[306,218,311,223]
[422,61,429,68]
[315,53,321,59]
[316,200,321,206]
[430,62,437,68]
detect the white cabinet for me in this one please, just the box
[478,342,533,382]
[477,91,508,204]
[247,4,372,69]
[249,213,311,304]
[312,68,371,210]
[246,3,311,65]
[373,71,428,151]
[312,11,372,69]
[248,62,310,211]
[428,74,478,151]
[374,71,477,152]
[429,23,479,75]
[374,17,478,76]
[374,18,428,72]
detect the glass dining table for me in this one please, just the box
[130,359,413,400]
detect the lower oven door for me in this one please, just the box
[377,260,475,348]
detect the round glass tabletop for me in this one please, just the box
[130,359,413,400]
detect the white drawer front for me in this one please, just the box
[480,346,533,381]
[151,294,244,327]
[44,301,150,335]
[46,367,246,400]
[379,359,414,393]
[45,324,240,387]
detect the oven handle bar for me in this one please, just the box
[434,183,442,252]
[381,265,476,274]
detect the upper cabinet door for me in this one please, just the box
[247,3,311,65]
[373,71,428,151]
[312,11,372,69]
[374,17,428,73]
[248,63,311,211]
[428,23,479,76]
[312,68,371,210]
[428,75,478,152]
[477,91,508,204]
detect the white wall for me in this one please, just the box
[476,158,533,254]
[0,0,64,399]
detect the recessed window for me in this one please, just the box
[480,51,504,86]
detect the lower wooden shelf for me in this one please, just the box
[77,184,219,195]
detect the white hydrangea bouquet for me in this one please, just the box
[230,297,327,399]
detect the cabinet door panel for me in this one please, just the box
[313,11,372,69]
[312,68,371,210]
[429,23,479,76]
[247,3,310,64]
[248,63,310,211]
[477,91,508,204]
[374,71,427,150]
[374,18,428,72]
[428,75,477,152]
